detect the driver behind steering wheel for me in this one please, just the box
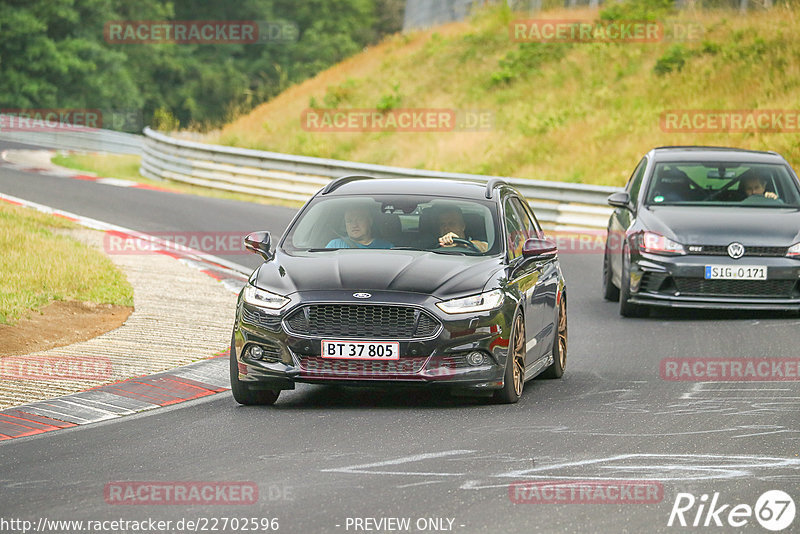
[437,205,489,252]
[742,174,779,200]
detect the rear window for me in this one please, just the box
[644,162,800,207]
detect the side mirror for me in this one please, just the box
[607,191,632,210]
[244,231,274,261]
[522,238,558,259]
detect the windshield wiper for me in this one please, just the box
[305,247,479,254]
[392,246,479,255]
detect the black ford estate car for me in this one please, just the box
[231,176,567,405]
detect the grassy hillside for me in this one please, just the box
[208,3,800,186]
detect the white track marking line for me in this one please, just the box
[322,450,476,476]
[500,453,800,479]
[95,178,137,187]
[396,480,445,489]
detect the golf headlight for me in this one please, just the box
[637,231,686,256]
[436,289,504,314]
[787,243,800,258]
[243,285,289,310]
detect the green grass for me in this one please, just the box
[206,2,800,187]
[0,204,134,325]
[51,153,303,208]
[52,153,143,182]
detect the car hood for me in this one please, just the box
[253,250,505,298]
[642,206,800,246]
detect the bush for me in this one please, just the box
[376,83,402,112]
[152,107,180,132]
[490,43,569,85]
[654,44,689,75]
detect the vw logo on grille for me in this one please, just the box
[727,242,745,259]
[352,292,372,299]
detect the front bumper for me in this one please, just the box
[232,291,512,391]
[628,252,800,310]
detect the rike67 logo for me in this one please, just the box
[668,490,795,531]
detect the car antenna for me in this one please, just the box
[485,178,508,198]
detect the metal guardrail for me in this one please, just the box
[0,118,143,155]
[141,127,619,229]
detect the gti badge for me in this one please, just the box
[727,242,745,259]
[353,292,372,299]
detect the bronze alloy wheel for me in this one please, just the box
[511,313,525,396]
[557,297,567,371]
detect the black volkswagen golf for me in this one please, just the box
[603,146,800,316]
[231,176,567,405]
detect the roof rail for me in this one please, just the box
[321,174,376,195]
[485,178,508,198]
[654,145,760,152]
[653,146,781,156]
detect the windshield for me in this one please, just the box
[644,162,800,208]
[282,194,501,256]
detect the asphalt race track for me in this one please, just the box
[1,143,799,533]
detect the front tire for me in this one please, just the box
[619,246,648,318]
[541,294,566,379]
[602,245,620,301]
[230,334,280,406]
[493,312,525,404]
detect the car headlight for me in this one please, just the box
[436,289,504,314]
[787,243,800,258]
[243,285,289,310]
[637,231,686,256]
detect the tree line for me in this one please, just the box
[0,0,404,131]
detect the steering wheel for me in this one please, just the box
[439,237,481,253]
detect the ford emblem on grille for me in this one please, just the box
[727,242,745,259]
[353,292,372,299]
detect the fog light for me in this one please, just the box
[466,351,486,366]
[250,346,263,360]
